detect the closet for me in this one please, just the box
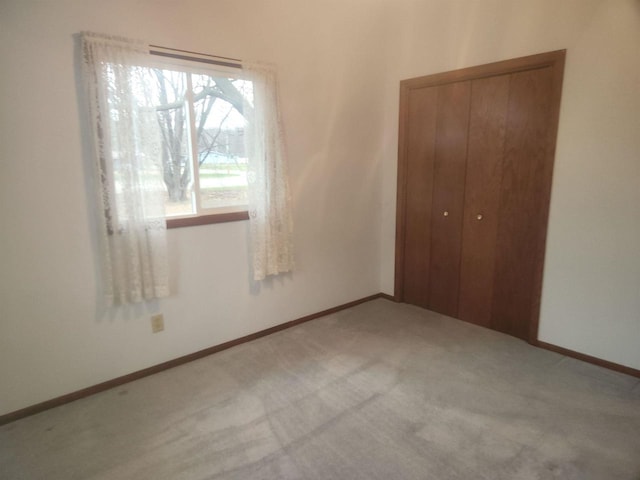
[395,50,565,342]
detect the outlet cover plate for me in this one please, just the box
[151,314,164,333]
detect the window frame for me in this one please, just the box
[166,210,249,229]
[148,48,250,229]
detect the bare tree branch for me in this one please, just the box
[151,69,250,202]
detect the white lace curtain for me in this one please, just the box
[243,63,294,280]
[81,32,293,301]
[81,32,169,305]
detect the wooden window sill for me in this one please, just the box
[166,211,249,229]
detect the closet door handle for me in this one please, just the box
[443,211,449,217]
[476,214,483,221]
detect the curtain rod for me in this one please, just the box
[149,44,241,62]
[149,45,242,68]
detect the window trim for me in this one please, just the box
[149,48,249,229]
[166,210,249,229]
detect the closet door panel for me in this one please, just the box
[397,51,565,342]
[492,67,553,339]
[458,75,510,327]
[428,81,470,317]
[402,86,438,307]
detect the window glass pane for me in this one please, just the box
[150,68,194,216]
[192,74,250,210]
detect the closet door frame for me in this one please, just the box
[394,49,566,343]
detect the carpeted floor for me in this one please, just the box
[1,299,639,479]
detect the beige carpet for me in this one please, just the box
[1,299,639,479]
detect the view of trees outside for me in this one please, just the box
[151,67,251,216]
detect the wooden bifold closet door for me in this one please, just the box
[395,51,565,343]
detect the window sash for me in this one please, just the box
[147,55,251,225]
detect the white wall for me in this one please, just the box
[1,0,639,416]
[0,0,393,415]
[537,1,640,368]
[378,0,640,370]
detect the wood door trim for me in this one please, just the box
[400,50,565,90]
[394,81,411,300]
[395,76,427,300]
[527,52,566,341]
[395,50,566,342]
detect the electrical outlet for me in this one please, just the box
[151,314,164,333]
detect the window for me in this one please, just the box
[147,52,253,227]
[82,32,293,304]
